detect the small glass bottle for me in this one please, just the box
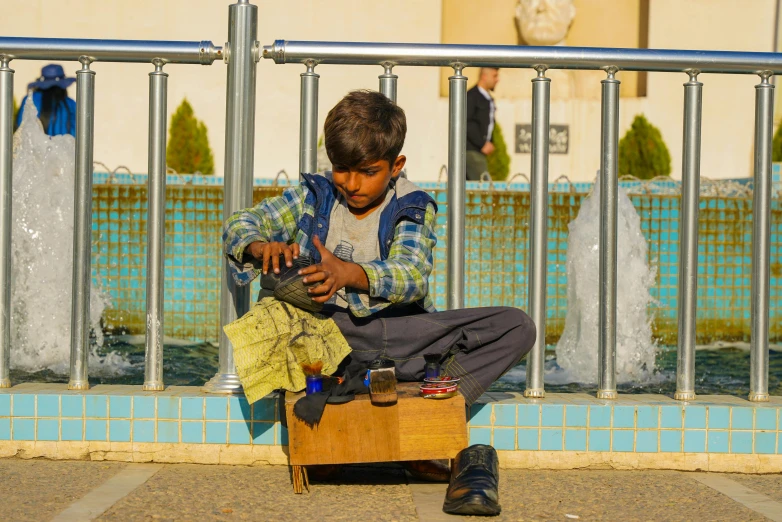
[305,374,323,395]
[423,353,441,380]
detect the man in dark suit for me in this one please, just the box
[466,67,500,181]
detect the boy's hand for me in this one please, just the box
[247,241,300,275]
[299,236,368,303]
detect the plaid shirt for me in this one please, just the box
[223,181,437,317]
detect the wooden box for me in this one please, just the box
[285,382,468,466]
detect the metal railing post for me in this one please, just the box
[299,61,319,179]
[379,63,398,102]
[749,72,774,402]
[68,57,96,390]
[597,67,620,400]
[525,66,550,399]
[447,64,467,310]
[143,60,168,391]
[0,57,12,389]
[205,0,258,394]
[675,70,703,401]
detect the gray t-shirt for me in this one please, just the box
[325,189,394,308]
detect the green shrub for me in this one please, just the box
[618,114,671,180]
[487,122,510,181]
[13,97,18,126]
[166,99,215,174]
[772,120,782,162]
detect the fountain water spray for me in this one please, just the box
[11,97,129,375]
[554,172,658,384]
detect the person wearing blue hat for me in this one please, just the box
[15,64,77,137]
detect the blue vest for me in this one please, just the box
[298,173,437,264]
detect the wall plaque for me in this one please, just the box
[515,124,569,154]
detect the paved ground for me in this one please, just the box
[1,458,781,521]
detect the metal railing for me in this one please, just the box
[264,39,776,402]
[0,2,776,403]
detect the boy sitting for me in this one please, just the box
[223,90,535,515]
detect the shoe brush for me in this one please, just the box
[368,358,397,405]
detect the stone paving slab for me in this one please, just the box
[0,460,126,522]
[1,458,780,521]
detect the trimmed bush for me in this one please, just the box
[618,114,671,180]
[166,99,215,174]
[487,122,510,181]
[772,120,782,162]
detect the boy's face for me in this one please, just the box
[332,155,407,216]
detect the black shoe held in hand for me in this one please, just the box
[259,254,323,313]
[442,444,501,516]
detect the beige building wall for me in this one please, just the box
[1,0,777,182]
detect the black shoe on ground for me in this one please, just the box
[442,444,501,516]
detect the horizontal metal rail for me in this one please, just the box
[263,40,782,75]
[0,37,222,64]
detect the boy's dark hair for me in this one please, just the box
[324,90,406,168]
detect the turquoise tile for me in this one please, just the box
[565,406,587,427]
[109,420,131,442]
[660,406,683,428]
[61,396,83,418]
[12,419,34,440]
[541,405,564,427]
[252,399,276,422]
[85,396,108,418]
[779,434,782,455]
[61,420,83,441]
[205,397,228,421]
[229,422,251,444]
[588,430,610,452]
[157,421,179,443]
[11,418,35,440]
[517,428,539,450]
[493,428,515,450]
[0,394,9,416]
[637,407,658,429]
[13,395,35,417]
[730,432,752,454]
[180,420,203,443]
[731,408,753,430]
[133,397,155,419]
[612,431,634,452]
[157,397,180,420]
[469,427,491,445]
[636,431,658,453]
[518,404,540,427]
[85,420,107,441]
[252,422,274,445]
[277,424,288,446]
[613,406,635,428]
[707,406,729,429]
[133,420,155,442]
[0,419,9,440]
[36,419,58,441]
[660,430,682,452]
[755,408,777,431]
[684,430,706,452]
[229,397,251,421]
[564,429,586,451]
[494,404,516,426]
[589,406,611,428]
[540,429,563,451]
[755,432,776,454]
[181,398,204,420]
[205,422,227,444]
[707,431,728,453]
[37,396,60,417]
[109,396,131,418]
[684,407,706,429]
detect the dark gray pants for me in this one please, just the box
[326,306,536,405]
[466,150,488,181]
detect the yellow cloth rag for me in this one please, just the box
[223,297,352,404]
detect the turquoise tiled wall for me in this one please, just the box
[90,170,781,343]
[2,387,780,456]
